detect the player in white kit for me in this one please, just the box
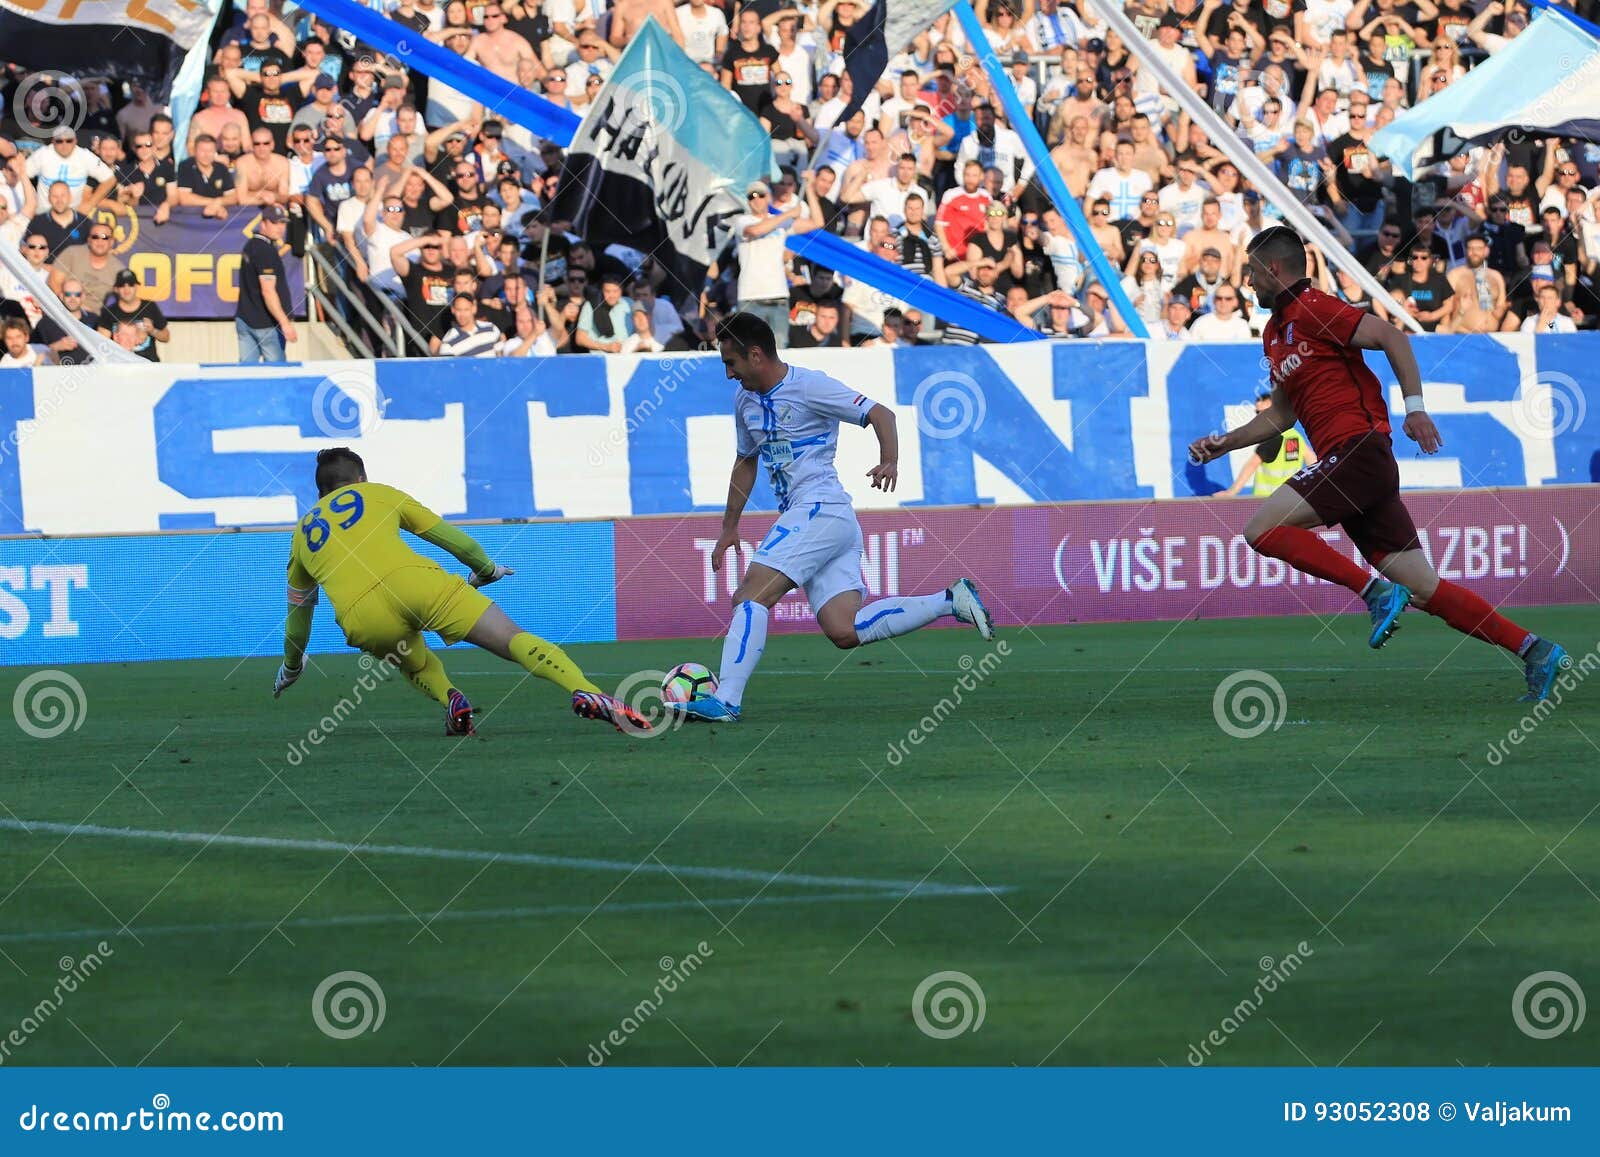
[673,313,995,723]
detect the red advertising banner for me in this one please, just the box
[613,487,1598,640]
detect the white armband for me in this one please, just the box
[1403,394,1426,415]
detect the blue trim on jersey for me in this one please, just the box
[809,501,822,519]
[733,601,753,664]
[855,606,905,631]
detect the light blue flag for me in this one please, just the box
[1371,11,1600,179]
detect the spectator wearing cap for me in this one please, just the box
[361,75,412,152]
[188,77,252,156]
[235,204,297,363]
[96,270,169,362]
[31,277,97,365]
[427,25,484,127]
[433,291,503,357]
[1153,295,1192,340]
[49,219,125,310]
[629,278,685,348]
[171,135,237,222]
[25,126,116,214]
[575,273,633,353]
[1172,247,1229,314]
[1006,52,1040,122]
[1520,280,1577,334]
[290,73,344,140]
[941,254,1006,345]
[1185,283,1253,340]
[718,179,816,348]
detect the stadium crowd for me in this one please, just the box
[1,0,1598,363]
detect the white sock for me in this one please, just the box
[716,601,769,707]
[854,591,953,645]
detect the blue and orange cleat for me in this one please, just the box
[1519,638,1571,703]
[573,690,654,735]
[445,688,476,736]
[1363,579,1410,649]
[670,696,742,724]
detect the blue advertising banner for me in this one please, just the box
[0,336,1593,536]
[87,203,304,320]
[0,1068,1595,1152]
[0,522,615,667]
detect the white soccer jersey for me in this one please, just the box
[734,363,877,513]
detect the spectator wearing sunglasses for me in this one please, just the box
[32,278,98,365]
[49,220,126,310]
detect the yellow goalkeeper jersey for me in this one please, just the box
[285,482,449,613]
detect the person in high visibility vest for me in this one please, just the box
[1222,394,1318,497]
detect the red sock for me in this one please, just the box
[1254,526,1372,593]
[1423,580,1532,654]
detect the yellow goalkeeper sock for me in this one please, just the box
[509,632,600,695]
[399,646,454,706]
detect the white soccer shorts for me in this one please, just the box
[750,501,867,614]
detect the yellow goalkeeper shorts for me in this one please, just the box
[338,566,494,654]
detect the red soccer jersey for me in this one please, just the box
[937,188,992,257]
[1261,279,1390,453]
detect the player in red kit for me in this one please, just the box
[1189,226,1569,702]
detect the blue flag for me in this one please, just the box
[839,0,961,126]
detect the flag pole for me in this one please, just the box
[1086,0,1422,333]
[951,0,1150,338]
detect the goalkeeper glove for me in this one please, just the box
[274,662,303,699]
[469,563,515,588]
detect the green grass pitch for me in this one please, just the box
[1,608,1597,1067]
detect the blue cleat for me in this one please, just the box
[949,578,995,641]
[1362,579,1410,649]
[1519,639,1571,703]
[670,696,742,724]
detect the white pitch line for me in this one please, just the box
[455,665,1446,677]
[0,819,996,899]
[0,889,927,945]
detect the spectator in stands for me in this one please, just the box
[1447,233,1510,334]
[0,317,53,367]
[434,291,503,356]
[26,126,116,214]
[235,204,297,362]
[31,277,96,365]
[1390,244,1456,333]
[189,77,252,155]
[97,270,169,362]
[49,220,124,310]
[789,298,845,349]
[1521,280,1577,334]
[1154,295,1192,340]
[236,128,291,206]
[576,273,634,353]
[942,254,1006,345]
[115,131,176,217]
[1185,282,1253,339]
[1123,250,1170,329]
[957,102,1033,203]
[170,135,237,222]
[31,181,94,261]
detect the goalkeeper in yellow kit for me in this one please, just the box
[273,447,649,735]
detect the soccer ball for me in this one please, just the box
[662,662,718,703]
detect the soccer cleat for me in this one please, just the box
[1519,639,1571,703]
[572,690,654,734]
[445,689,476,736]
[669,696,742,724]
[1362,579,1410,649]
[949,578,995,641]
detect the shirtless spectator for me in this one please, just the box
[470,4,546,83]
[187,77,251,155]
[236,129,291,205]
[1447,234,1510,334]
